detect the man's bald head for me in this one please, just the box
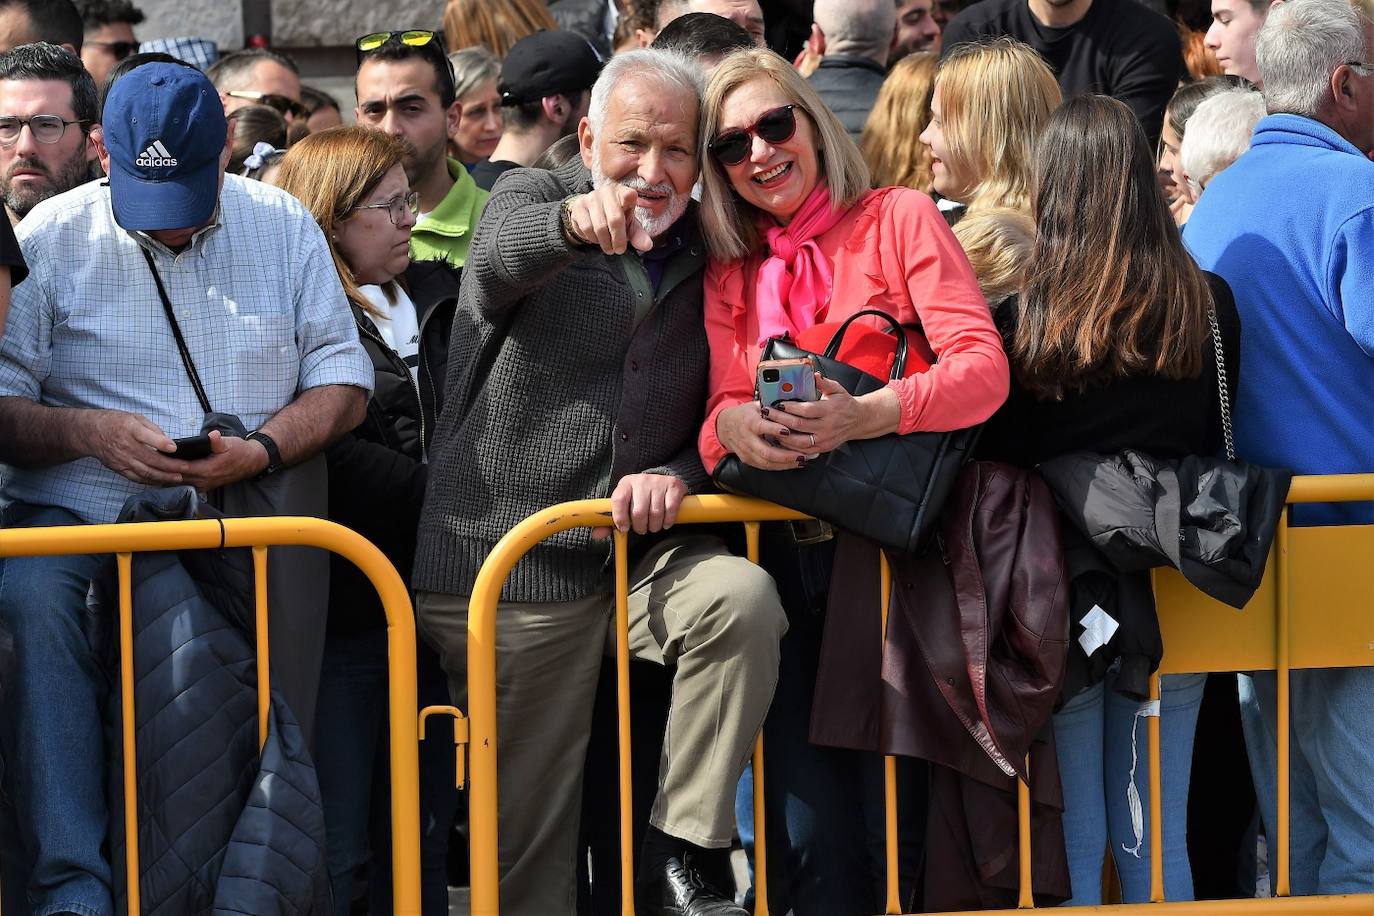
[813,0,896,63]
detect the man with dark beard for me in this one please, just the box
[354,29,486,269]
[0,42,97,225]
[414,47,785,916]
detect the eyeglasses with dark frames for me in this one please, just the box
[0,114,91,147]
[85,39,137,60]
[708,105,799,167]
[224,90,311,121]
[351,190,420,227]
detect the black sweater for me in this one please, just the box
[976,272,1241,467]
[940,0,1185,146]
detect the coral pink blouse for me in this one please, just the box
[698,186,1009,474]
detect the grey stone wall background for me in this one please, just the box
[272,0,447,47]
[135,0,244,50]
[134,0,446,52]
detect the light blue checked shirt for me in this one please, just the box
[0,174,374,524]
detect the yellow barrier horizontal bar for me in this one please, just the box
[1284,474,1374,504]
[938,895,1374,915]
[0,515,402,557]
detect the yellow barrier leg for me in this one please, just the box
[745,522,771,916]
[614,531,636,916]
[385,598,422,916]
[1017,762,1033,909]
[252,547,270,752]
[1276,510,1291,898]
[118,552,141,916]
[1149,672,1164,903]
[879,552,902,916]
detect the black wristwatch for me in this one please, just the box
[247,430,283,480]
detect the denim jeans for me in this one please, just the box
[0,502,112,916]
[315,625,459,916]
[1238,669,1374,895]
[1053,670,1206,905]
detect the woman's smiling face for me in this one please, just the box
[715,78,820,225]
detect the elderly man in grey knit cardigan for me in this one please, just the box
[413,48,787,916]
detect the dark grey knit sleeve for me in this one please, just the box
[467,172,592,321]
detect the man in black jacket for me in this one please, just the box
[940,0,1185,146]
[414,48,786,916]
[806,0,896,144]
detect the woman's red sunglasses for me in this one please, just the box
[709,104,798,166]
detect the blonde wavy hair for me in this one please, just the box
[934,38,1060,212]
[699,48,872,262]
[442,0,557,57]
[951,207,1035,307]
[861,52,938,193]
[274,127,408,318]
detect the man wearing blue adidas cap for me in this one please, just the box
[0,62,371,916]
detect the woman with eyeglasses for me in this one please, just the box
[696,48,1008,916]
[275,127,453,916]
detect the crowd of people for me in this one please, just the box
[0,0,1369,914]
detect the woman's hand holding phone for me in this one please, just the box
[768,374,902,452]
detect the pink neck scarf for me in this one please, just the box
[754,181,846,346]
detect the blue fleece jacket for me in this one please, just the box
[1184,114,1374,524]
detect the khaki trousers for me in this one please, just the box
[417,534,787,916]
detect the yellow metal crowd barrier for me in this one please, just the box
[466,475,1374,916]
[0,517,424,916]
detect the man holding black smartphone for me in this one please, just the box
[0,62,370,916]
[415,48,786,916]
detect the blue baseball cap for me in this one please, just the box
[102,63,227,231]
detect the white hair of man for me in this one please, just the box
[1180,88,1267,193]
[587,48,704,237]
[1256,0,1368,117]
[813,0,897,62]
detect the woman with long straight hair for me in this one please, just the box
[977,95,1241,905]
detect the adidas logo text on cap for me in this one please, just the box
[136,140,178,168]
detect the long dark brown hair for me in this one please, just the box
[1014,95,1213,399]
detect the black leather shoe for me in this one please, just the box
[640,855,748,916]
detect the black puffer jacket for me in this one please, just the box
[91,488,330,916]
[326,283,456,635]
[1038,449,1292,698]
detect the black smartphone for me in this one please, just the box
[172,433,213,459]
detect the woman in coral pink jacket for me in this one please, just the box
[694,48,1009,916]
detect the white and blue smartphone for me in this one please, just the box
[756,357,819,407]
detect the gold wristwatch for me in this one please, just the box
[560,196,589,247]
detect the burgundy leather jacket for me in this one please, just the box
[810,461,1072,906]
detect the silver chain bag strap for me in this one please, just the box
[1207,307,1236,462]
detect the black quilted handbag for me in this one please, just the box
[713,309,980,556]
